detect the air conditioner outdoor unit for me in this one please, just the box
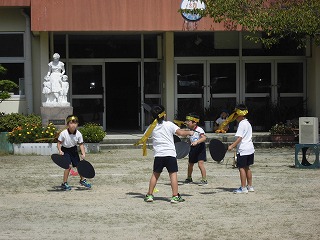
[299,117,319,144]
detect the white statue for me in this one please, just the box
[59,75,69,103]
[42,53,70,107]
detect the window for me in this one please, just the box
[174,32,239,57]
[0,33,24,57]
[69,35,141,58]
[0,63,24,95]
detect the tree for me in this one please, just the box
[0,65,18,103]
[186,0,320,48]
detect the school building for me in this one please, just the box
[0,0,320,131]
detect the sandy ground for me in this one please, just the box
[0,147,320,240]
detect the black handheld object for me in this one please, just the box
[173,135,181,143]
[77,160,95,178]
[175,141,190,159]
[51,154,70,169]
[209,139,226,162]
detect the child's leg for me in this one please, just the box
[197,160,206,179]
[244,167,252,186]
[63,168,70,183]
[169,172,179,196]
[187,162,194,178]
[239,167,247,188]
[147,172,160,195]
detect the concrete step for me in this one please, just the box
[100,132,298,150]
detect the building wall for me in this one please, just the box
[30,0,227,32]
[0,8,25,30]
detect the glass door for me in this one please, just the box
[175,62,206,122]
[243,61,273,130]
[69,64,104,127]
[175,61,238,126]
[142,62,162,130]
[209,62,238,117]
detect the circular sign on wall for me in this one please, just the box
[180,0,206,22]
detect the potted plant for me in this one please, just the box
[269,122,296,142]
[79,123,106,153]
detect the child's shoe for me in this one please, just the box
[233,186,248,194]
[61,182,71,191]
[144,194,154,202]
[170,193,185,203]
[80,179,92,188]
[184,178,193,184]
[198,180,208,186]
[247,185,255,192]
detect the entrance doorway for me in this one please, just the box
[175,61,238,125]
[105,62,140,130]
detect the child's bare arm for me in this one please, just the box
[79,143,86,159]
[228,137,242,151]
[175,128,193,137]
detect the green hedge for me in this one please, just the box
[0,113,41,132]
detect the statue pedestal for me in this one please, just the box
[40,106,73,130]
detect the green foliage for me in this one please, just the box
[0,113,42,132]
[185,0,320,48]
[7,122,58,143]
[79,123,106,143]
[0,80,18,103]
[0,64,18,103]
[269,122,295,135]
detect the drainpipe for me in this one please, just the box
[21,9,33,114]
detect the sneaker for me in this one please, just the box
[80,179,92,188]
[144,194,154,202]
[198,180,208,186]
[171,193,185,203]
[233,187,248,194]
[61,182,71,191]
[184,178,193,184]
[247,185,255,192]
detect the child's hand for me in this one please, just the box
[59,151,64,155]
[191,141,198,146]
[81,154,85,160]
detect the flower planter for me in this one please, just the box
[84,143,100,153]
[270,134,296,142]
[13,143,58,155]
[0,132,13,154]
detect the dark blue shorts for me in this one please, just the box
[61,146,80,167]
[153,156,178,173]
[189,142,207,163]
[236,153,254,168]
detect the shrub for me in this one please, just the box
[79,123,106,143]
[0,113,41,132]
[7,122,58,143]
[270,123,295,135]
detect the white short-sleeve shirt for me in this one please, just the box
[58,129,84,148]
[151,121,179,157]
[189,126,205,143]
[235,119,255,156]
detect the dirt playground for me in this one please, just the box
[0,147,319,240]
